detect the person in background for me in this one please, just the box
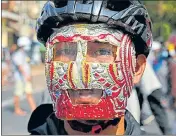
[166,37,176,135]
[168,42,176,134]
[2,46,11,87]
[170,64,176,135]
[148,41,169,96]
[10,44,17,55]
[137,62,171,134]
[11,36,36,116]
[9,44,18,79]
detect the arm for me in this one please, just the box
[18,65,31,81]
[13,51,31,81]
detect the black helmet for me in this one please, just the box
[36,0,152,56]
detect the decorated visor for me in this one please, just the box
[46,24,123,63]
[45,24,137,119]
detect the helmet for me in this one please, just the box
[36,0,152,57]
[17,36,31,47]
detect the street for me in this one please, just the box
[2,64,47,135]
[2,65,175,135]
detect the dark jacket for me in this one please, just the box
[28,104,145,135]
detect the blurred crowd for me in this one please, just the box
[150,35,176,110]
[135,33,176,134]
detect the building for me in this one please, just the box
[2,1,42,48]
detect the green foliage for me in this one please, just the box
[144,1,176,41]
[153,22,171,41]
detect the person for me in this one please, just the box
[148,41,169,96]
[28,0,153,135]
[169,51,176,109]
[137,62,171,134]
[2,46,11,87]
[12,36,36,116]
[167,42,176,108]
[167,36,176,135]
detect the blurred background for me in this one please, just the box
[1,1,176,135]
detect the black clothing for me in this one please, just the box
[28,104,145,135]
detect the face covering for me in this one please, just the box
[45,24,136,120]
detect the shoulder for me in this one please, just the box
[28,104,54,135]
[28,104,67,135]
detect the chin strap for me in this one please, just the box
[68,118,120,134]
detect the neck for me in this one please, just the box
[64,116,125,135]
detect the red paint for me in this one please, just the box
[68,62,76,89]
[109,64,124,86]
[49,33,135,120]
[94,72,100,78]
[55,91,125,119]
[104,82,111,88]
[58,79,63,84]
[84,63,89,88]
[49,34,121,44]
[98,78,105,83]
[111,86,118,91]
[50,63,54,91]
[63,74,67,80]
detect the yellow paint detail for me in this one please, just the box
[113,63,117,77]
[82,60,86,85]
[67,61,73,88]
[72,62,79,85]
[74,24,88,34]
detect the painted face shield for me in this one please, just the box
[45,24,136,120]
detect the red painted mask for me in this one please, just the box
[45,24,136,120]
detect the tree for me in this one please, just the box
[144,1,176,41]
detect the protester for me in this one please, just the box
[148,41,169,95]
[137,62,171,134]
[28,0,153,135]
[11,36,36,116]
